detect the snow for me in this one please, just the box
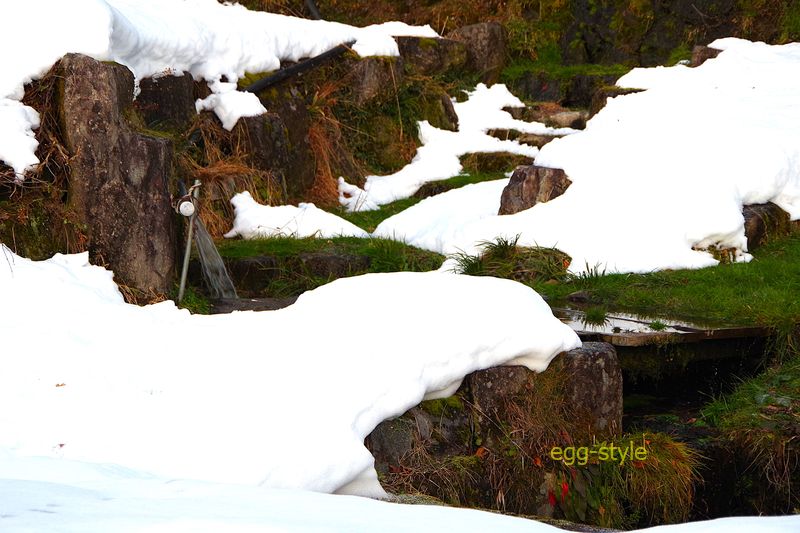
[223,191,370,239]
[374,178,510,252]
[0,246,580,498]
[338,84,576,211]
[0,0,438,180]
[2,453,799,533]
[375,39,800,274]
[195,81,267,131]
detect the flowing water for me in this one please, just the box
[192,217,238,299]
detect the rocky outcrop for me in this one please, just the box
[499,164,572,215]
[59,54,176,294]
[447,22,507,84]
[395,36,467,77]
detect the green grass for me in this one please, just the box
[215,235,444,297]
[217,235,442,270]
[501,57,631,85]
[702,353,800,507]
[528,230,800,328]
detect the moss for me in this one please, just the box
[666,43,692,66]
[421,396,465,417]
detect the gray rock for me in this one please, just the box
[395,36,467,77]
[499,164,572,215]
[348,56,405,105]
[135,73,195,131]
[690,45,722,67]
[469,342,622,437]
[59,54,176,294]
[447,22,507,85]
[559,342,622,436]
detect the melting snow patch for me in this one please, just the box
[338,84,575,212]
[224,191,369,239]
[377,39,800,274]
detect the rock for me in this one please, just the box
[469,365,533,420]
[743,202,793,250]
[59,54,176,294]
[567,290,591,304]
[251,86,317,199]
[134,73,195,131]
[234,112,294,196]
[690,45,722,67]
[509,71,563,103]
[395,36,467,77]
[559,342,623,435]
[447,22,507,85]
[297,252,371,278]
[489,128,562,149]
[503,105,588,130]
[589,86,643,118]
[420,91,459,132]
[499,164,572,215]
[564,74,619,108]
[348,56,405,105]
[365,416,418,476]
[469,342,621,438]
[224,256,279,296]
[460,153,533,174]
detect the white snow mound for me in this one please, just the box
[0,246,580,497]
[224,191,370,239]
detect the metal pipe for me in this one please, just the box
[177,180,201,303]
[243,41,354,94]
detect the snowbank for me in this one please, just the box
[374,178,510,251]
[0,246,580,497]
[223,191,369,239]
[0,0,438,179]
[378,39,800,274]
[338,84,575,211]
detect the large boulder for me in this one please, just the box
[59,54,176,295]
[447,22,507,85]
[499,164,572,215]
[469,342,622,438]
